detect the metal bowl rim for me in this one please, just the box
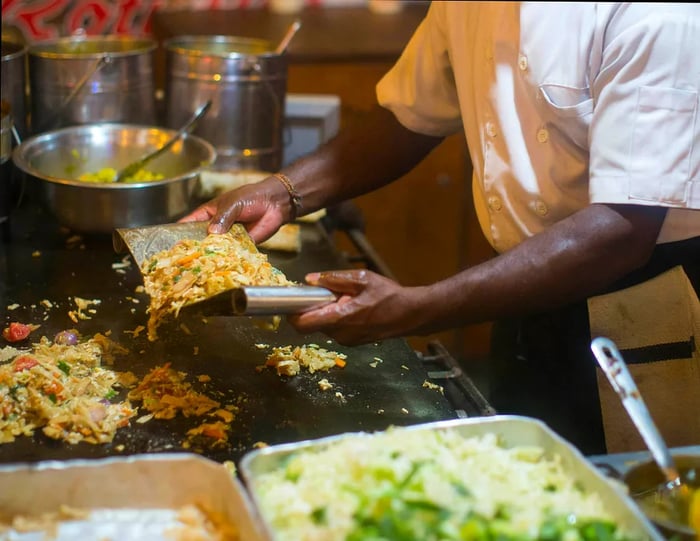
[29,35,157,58]
[11,123,217,188]
[1,40,27,60]
[164,34,279,58]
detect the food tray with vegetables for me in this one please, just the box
[240,415,665,541]
[0,453,265,541]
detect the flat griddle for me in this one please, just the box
[0,201,458,466]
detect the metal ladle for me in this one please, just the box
[113,100,212,183]
[591,337,692,526]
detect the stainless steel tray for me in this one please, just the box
[240,415,665,541]
[0,453,265,541]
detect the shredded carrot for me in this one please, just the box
[335,358,347,368]
[176,251,201,266]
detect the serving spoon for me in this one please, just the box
[113,100,212,183]
[590,337,693,527]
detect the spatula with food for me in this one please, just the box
[113,222,335,341]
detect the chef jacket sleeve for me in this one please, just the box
[589,4,700,209]
[375,2,463,137]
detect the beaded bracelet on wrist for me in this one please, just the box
[272,172,303,221]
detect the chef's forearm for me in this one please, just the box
[280,105,444,213]
[410,203,668,333]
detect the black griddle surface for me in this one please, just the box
[0,200,458,465]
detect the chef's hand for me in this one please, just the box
[288,269,425,346]
[178,178,292,242]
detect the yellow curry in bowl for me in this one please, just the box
[78,167,164,183]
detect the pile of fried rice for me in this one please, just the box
[0,333,136,444]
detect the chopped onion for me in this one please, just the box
[54,330,78,346]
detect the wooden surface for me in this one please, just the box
[151,4,430,62]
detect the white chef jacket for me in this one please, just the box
[376,2,700,253]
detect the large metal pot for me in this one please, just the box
[623,454,699,540]
[11,123,216,234]
[1,40,28,139]
[164,35,287,173]
[1,100,14,233]
[28,35,156,134]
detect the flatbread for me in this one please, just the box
[198,169,269,198]
[141,224,293,341]
[258,224,302,253]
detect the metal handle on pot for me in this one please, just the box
[39,54,112,132]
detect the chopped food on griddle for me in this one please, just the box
[2,322,40,343]
[184,420,230,449]
[140,224,293,341]
[0,333,136,444]
[263,344,348,377]
[127,363,220,420]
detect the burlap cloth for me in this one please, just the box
[588,266,700,453]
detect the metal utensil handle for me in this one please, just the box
[146,99,212,160]
[41,55,111,132]
[590,337,681,485]
[232,286,336,315]
[115,100,212,181]
[275,19,301,54]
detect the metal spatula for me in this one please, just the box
[113,221,336,316]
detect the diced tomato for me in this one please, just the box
[43,380,64,399]
[2,322,35,343]
[13,355,39,372]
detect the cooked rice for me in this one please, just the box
[0,334,136,444]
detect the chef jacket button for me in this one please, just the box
[536,128,549,143]
[534,200,548,216]
[518,54,528,71]
[488,196,503,211]
[486,122,498,137]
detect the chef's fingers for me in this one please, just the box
[288,295,353,331]
[178,201,216,223]
[209,198,247,234]
[304,270,371,296]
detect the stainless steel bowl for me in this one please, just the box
[12,123,216,233]
[623,454,699,540]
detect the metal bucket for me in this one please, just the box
[1,100,15,236]
[28,35,156,134]
[1,40,28,139]
[164,35,287,172]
